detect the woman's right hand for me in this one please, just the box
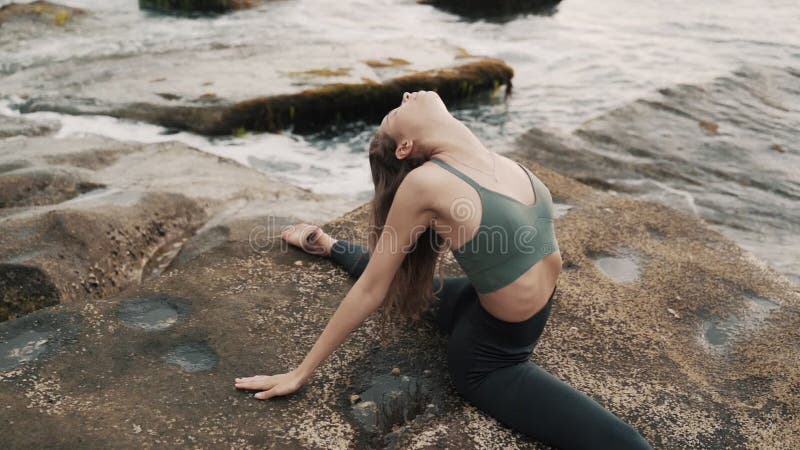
[280,222,335,256]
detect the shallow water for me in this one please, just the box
[1,0,798,281]
[699,292,780,351]
[162,341,218,372]
[592,250,642,283]
[117,294,190,331]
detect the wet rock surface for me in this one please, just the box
[590,247,642,283]
[117,294,191,332]
[162,340,218,372]
[514,65,800,283]
[0,137,796,448]
[0,308,80,373]
[0,114,60,138]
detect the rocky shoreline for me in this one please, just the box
[1,109,798,448]
[1,2,798,449]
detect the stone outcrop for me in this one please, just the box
[0,136,797,448]
[0,134,360,321]
[18,59,514,135]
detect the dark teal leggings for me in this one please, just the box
[329,240,652,450]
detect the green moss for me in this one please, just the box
[364,57,411,68]
[232,127,247,137]
[288,67,352,77]
[0,1,86,26]
[53,10,69,25]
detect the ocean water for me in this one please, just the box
[1,0,798,282]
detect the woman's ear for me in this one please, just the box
[395,139,414,160]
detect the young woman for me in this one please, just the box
[235,90,652,449]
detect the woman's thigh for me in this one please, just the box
[445,296,651,449]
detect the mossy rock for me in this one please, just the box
[0,1,85,26]
[22,59,513,136]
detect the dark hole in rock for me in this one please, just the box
[1,263,60,321]
[0,310,80,372]
[116,293,191,332]
[646,224,667,241]
[350,372,430,436]
[591,248,641,282]
[701,293,779,350]
[562,260,578,270]
[162,341,217,372]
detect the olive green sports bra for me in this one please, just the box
[429,156,560,294]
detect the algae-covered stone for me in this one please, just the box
[19,59,514,136]
[0,1,85,26]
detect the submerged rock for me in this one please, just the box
[417,0,561,22]
[139,0,260,15]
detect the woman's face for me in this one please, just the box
[378,90,451,154]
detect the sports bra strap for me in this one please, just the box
[428,157,484,193]
[515,161,539,199]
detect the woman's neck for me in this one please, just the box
[427,119,490,162]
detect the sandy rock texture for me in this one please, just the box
[0,136,796,448]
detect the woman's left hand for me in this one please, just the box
[234,369,306,400]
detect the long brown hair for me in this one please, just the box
[366,130,446,347]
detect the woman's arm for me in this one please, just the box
[295,282,382,383]
[235,167,437,399]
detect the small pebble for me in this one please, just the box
[349,394,360,404]
[391,367,400,375]
[667,308,681,319]
[294,260,303,266]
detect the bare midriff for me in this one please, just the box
[477,250,562,323]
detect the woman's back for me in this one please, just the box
[423,152,562,323]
